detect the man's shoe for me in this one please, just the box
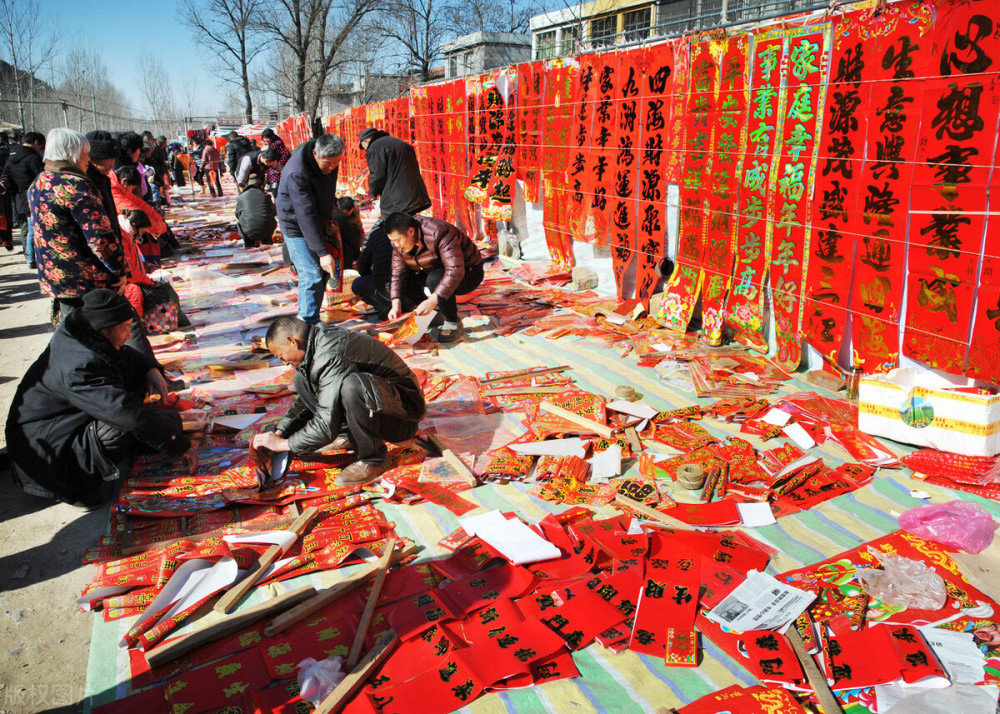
[336,460,387,486]
[436,321,463,344]
[166,377,186,392]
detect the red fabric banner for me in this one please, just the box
[904,1,1000,377]
[540,60,578,269]
[566,54,599,242]
[702,36,750,344]
[580,51,619,246]
[610,48,643,299]
[516,61,544,203]
[725,30,787,351]
[850,7,934,372]
[770,27,828,370]
[659,40,717,330]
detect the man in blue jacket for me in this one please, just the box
[276,133,345,323]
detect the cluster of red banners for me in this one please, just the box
[269,0,1000,385]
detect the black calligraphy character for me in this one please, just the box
[755,633,780,651]
[864,183,899,225]
[647,65,671,94]
[580,66,594,92]
[671,585,693,605]
[622,67,639,97]
[940,15,993,76]
[905,651,929,667]
[439,662,459,682]
[641,170,662,201]
[871,134,905,181]
[828,89,861,134]
[644,580,666,598]
[600,66,614,94]
[759,658,786,676]
[921,210,969,259]
[645,99,665,131]
[891,628,917,643]
[641,205,662,234]
[591,186,607,211]
[819,180,847,222]
[618,133,635,165]
[876,86,913,133]
[928,144,978,185]
[613,199,631,230]
[615,170,633,200]
[860,234,892,273]
[814,226,844,264]
[824,135,855,179]
[634,629,655,646]
[835,43,865,85]
[643,132,663,167]
[932,83,985,141]
[883,36,919,80]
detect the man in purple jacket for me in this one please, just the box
[275,134,345,324]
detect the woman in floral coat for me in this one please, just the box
[29,128,127,312]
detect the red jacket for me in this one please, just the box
[389,215,482,301]
[109,171,167,237]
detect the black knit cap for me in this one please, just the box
[82,289,133,330]
[358,128,380,149]
[88,140,119,161]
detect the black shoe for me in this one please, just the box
[436,321,464,344]
[28,261,36,269]
[166,377,186,392]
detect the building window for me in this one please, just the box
[560,25,580,55]
[448,55,459,77]
[536,30,557,59]
[623,7,651,43]
[463,51,473,73]
[590,15,617,48]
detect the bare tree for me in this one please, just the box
[379,0,451,82]
[179,73,200,120]
[0,0,57,130]
[451,0,539,35]
[138,51,180,135]
[263,0,382,117]
[179,0,269,123]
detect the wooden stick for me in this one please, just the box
[614,494,695,531]
[145,584,316,668]
[264,544,417,637]
[481,385,566,396]
[478,365,571,385]
[314,631,400,714]
[540,401,614,439]
[346,539,396,669]
[427,434,477,488]
[120,516,299,556]
[787,626,844,714]
[215,507,319,614]
[624,426,642,453]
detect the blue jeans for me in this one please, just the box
[22,214,34,265]
[283,235,327,324]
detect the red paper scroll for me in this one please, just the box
[905,2,1000,378]
[664,39,689,185]
[442,81,468,227]
[726,30,787,351]
[770,27,828,371]
[660,40,716,331]
[851,8,934,372]
[610,48,642,299]
[413,86,444,219]
[636,43,676,308]
[566,54,599,242]
[968,169,1000,383]
[702,36,750,344]
[803,16,871,365]
[540,60,577,270]
[516,61,543,203]
[466,73,515,223]
[581,52,618,247]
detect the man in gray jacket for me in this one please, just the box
[252,316,425,485]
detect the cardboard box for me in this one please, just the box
[858,368,1000,457]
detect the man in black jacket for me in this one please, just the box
[235,174,277,247]
[225,132,253,182]
[252,316,425,485]
[6,289,195,507]
[0,131,45,267]
[275,133,345,324]
[358,128,431,217]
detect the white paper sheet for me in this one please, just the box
[223,530,299,555]
[761,408,792,426]
[876,683,998,713]
[737,502,777,527]
[460,510,560,565]
[588,444,622,483]
[705,570,815,633]
[401,310,439,346]
[213,413,265,430]
[607,401,659,419]
[918,626,988,684]
[509,437,589,458]
[783,422,816,450]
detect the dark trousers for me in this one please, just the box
[341,373,418,464]
[58,299,157,363]
[351,275,420,320]
[206,169,223,197]
[400,263,484,322]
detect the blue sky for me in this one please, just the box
[45,0,225,117]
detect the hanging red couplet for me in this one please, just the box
[565,54,599,242]
[725,29,787,351]
[769,27,828,371]
[580,51,619,246]
[702,36,750,344]
[610,48,643,300]
[635,42,676,308]
[540,60,577,270]
[904,1,1000,378]
[516,61,544,203]
[851,7,934,373]
[658,39,716,331]
[802,14,872,366]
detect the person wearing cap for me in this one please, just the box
[235,173,277,248]
[275,133,346,324]
[252,316,425,486]
[384,212,484,343]
[5,289,196,507]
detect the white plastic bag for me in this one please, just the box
[297,656,346,706]
[857,549,947,610]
